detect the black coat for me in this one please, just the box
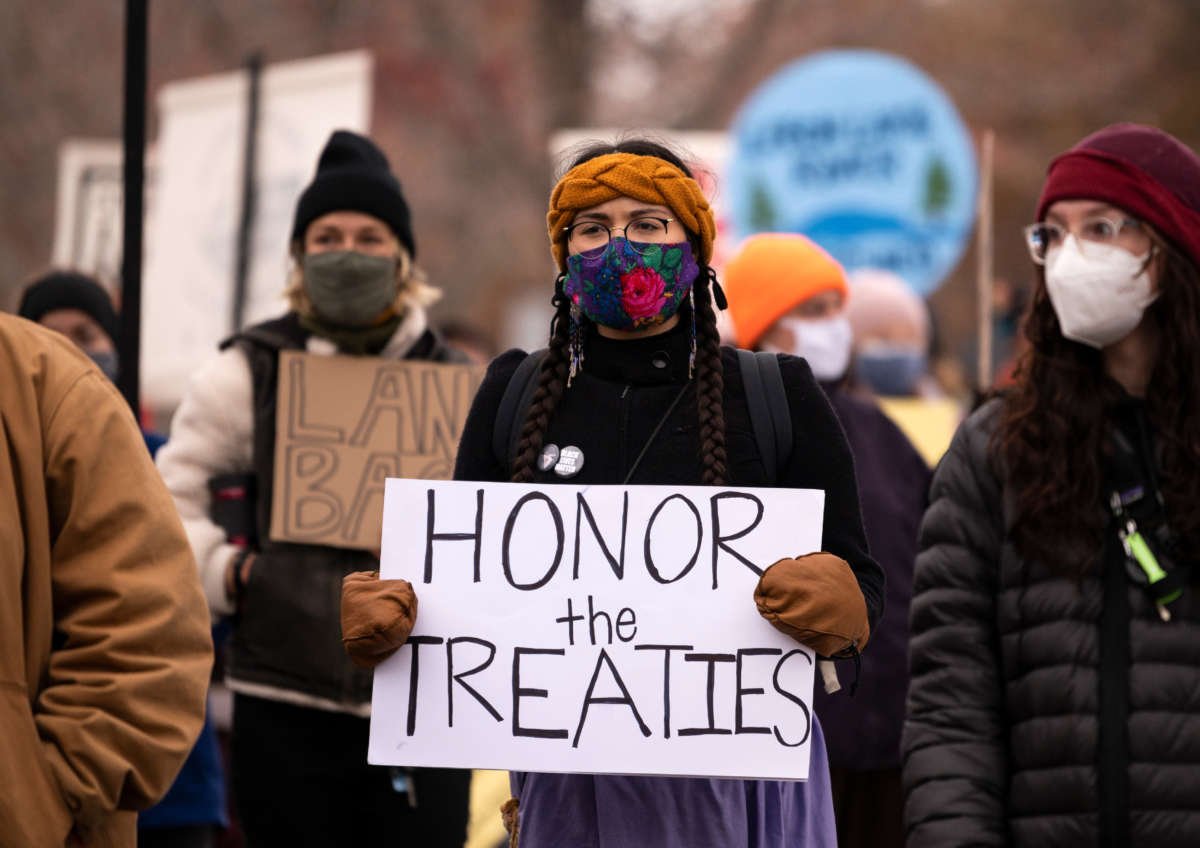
[452,322,884,632]
[903,398,1200,848]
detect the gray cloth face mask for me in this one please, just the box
[88,350,120,383]
[301,251,399,327]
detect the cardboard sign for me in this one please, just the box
[270,352,485,549]
[369,479,825,781]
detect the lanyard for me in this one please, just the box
[1108,419,1183,621]
[622,381,692,485]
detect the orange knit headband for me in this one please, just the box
[547,152,716,271]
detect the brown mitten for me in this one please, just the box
[341,571,418,669]
[754,552,870,658]
[501,797,520,847]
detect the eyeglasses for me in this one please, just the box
[563,216,676,255]
[1023,215,1149,264]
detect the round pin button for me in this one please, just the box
[554,445,585,478]
[538,444,560,471]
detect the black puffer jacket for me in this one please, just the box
[903,398,1200,848]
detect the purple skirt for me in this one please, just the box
[510,715,836,847]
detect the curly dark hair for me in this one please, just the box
[993,233,1200,576]
[509,138,727,485]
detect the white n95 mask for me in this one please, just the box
[1045,236,1158,349]
[762,315,853,381]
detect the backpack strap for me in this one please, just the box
[759,351,793,474]
[736,349,793,484]
[492,349,548,473]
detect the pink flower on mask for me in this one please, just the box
[620,267,668,322]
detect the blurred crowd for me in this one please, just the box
[3,119,1198,848]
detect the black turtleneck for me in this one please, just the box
[582,313,694,386]
[452,330,884,630]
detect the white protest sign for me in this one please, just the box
[369,479,824,781]
[51,138,145,290]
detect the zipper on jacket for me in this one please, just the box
[1098,408,1157,847]
[1098,523,1132,847]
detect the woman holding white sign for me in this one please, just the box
[344,138,883,847]
[157,130,472,847]
[905,123,1200,847]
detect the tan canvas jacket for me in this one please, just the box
[0,315,212,847]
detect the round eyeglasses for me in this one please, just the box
[1023,215,1149,264]
[564,216,676,255]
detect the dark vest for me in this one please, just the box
[222,311,462,706]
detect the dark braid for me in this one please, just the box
[693,267,727,485]
[510,287,572,482]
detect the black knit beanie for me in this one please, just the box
[18,271,120,343]
[291,130,416,257]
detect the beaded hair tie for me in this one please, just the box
[567,303,586,387]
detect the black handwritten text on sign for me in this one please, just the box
[270,352,485,550]
[368,479,827,781]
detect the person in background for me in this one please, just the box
[724,233,930,848]
[17,270,171,447]
[843,269,939,398]
[340,137,884,847]
[156,129,471,847]
[19,270,229,847]
[905,123,1200,846]
[14,271,170,440]
[17,269,120,376]
[0,311,212,846]
[841,268,964,467]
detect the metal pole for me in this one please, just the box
[976,129,995,393]
[232,51,264,333]
[118,0,147,414]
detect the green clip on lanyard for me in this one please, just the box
[1111,492,1181,622]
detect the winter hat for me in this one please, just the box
[548,153,716,271]
[1037,123,1200,268]
[723,233,848,350]
[845,269,930,349]
[291,130,415,257]
[18,271,119,343]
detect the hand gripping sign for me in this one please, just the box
[368,479,824,781]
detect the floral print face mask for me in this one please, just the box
[564,237,700,331]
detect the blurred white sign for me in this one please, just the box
[141,50,372,409]
[51,139,148,295]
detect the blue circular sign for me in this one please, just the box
[726,49,978,295]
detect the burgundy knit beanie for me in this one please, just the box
[1037,123,1200,268]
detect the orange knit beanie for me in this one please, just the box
[547,153,716,272]
[723,233,849,350]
